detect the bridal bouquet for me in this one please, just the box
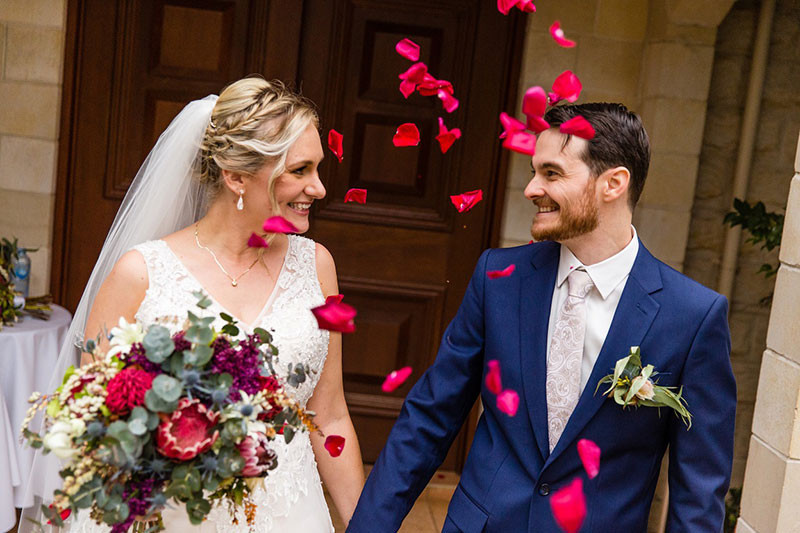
[22,292,317,531]
[0,237,52,330]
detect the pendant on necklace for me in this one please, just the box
[231,280,238,287]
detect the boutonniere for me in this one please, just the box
[595,346,692,428]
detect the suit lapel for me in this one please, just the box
[545,242,663,465]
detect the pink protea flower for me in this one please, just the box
[156,398,219,461]
[105,368,154,415]
[237,433,277,476]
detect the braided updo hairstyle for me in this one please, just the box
[198,77,319,210]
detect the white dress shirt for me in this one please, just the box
[546,227,640,392]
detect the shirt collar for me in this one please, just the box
[556,226,640,300]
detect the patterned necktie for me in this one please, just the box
[546,268,594,452]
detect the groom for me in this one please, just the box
[346,103,736,532]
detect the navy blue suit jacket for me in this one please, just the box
[347,241,736,532]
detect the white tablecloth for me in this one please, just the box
[0,305,71,510]
[0,385,21,532]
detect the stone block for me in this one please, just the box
[0,23,5,78]
[731,258,778,309]
[766,266,800,364]
[642,42,715,101]
[795,132,800,173]
[729,312,755,356]
[0,0,66,27]
[0,188,53,248]
[665,0,736,27]
[639,152,700,209]
[594,0,648,42]
[750,350,800,457]
[532,0,598,36]
[500,187,537,243]
[578,89,639,110]
[632,205,691,265]
[645,0,720,45]
[519,32,578,92]
[4,24,64,83]
[0,82,60,138]
[685,207,726,254]
[732,401,755,487]
[708,54,750,107]
[735,518,757,533]
[506,151,534,190]
[739,435,785,533]
[575,36,642,98]
[682,248,719,289]
[640,97,708,156]
[499,239,529,249]
[28,244,49,297]
[700,106,741,152]
[0,136,57,194]
[784,177,800,267]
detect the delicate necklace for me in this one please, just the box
[194,223,260,287]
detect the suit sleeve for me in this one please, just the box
[666,294,736,532]
[346,250,490,533]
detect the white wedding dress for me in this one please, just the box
[71,234,334,532]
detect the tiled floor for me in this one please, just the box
[326,468,459,533]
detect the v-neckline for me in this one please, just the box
[159,237,291,330]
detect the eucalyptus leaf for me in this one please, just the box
[129,406,149,422]
[283,425,295,444]
[128,418,148,436]
[253,327,272,343]
[152,374,184,402]
[146,411,161,431]
[185,344,213,366]
[143,325,175,363]
[186,325,213,345]
[187,499,211,524]
[145,389,178,413]
[221,324,239,337]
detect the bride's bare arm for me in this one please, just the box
[81,250,149,366]
[307,242,365,525]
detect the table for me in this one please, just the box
[0,305,72,512]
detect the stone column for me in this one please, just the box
[737,131,800,532]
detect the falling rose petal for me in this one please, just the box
[450,189,483,213]
[560,115,596,140]
[418,74,454,96]
[436,117,462,154]
[344,188,367,204]
[485,360,502,395]
[503,130,537,155]
[328,129,343,162]
[487,264,516,279]
[500,112,526,134]
[395,38,420,61]
[247,233,269,248]
[550,478,587,533]
[548,91,562,105]
[326,294,344,304]
[399,79,417,99]
[46,504,71,525]
[552,70,583,103]
[516,0,536,12]
[324,435,346,457]
[526,115,551,134]
[549,21,576,48]
[497,0,517,15]
[393,123,421,147]
[577,439,601,479]
[262,216,299,234]
[522,86,548,118]
[311,299,357,333]
[496,389,519,416]
[382,366,413,392]
[438,90,459,113]
[398,62,428,84]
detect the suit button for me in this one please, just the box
[539,483,550,496]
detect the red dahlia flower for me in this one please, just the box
[156,398,219,460]
[105,368,154,415]
[237,433,277,476]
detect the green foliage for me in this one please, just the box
[725,487,742,533]
[724,198,784,278]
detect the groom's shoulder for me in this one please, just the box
[645,248,724,311]
[479,240,555,271]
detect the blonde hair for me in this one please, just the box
[198,77,319,211]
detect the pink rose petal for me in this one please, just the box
[247,233,269,248]
[550,478,587,533]
[548,91,562,105]
[549,21,576,48]
[526,115,551,134]
[381,366,413,392]
[436,117,462,154]
[438,90,459,113]
[559,115,595,140]
[516,0,536,12]
[344,188,367,204]
[418,75,454,96]
[450,189,483,213]
[398,62,428,84]
[311,299,357,333]
[522,86,548,118]
[326,294,344,304]
[399,79,417,98]
[552,70,583,103]
[486,360,502,395]
[395,38,420,61]
[262,215,299,234]
[487,264,516,279]
[577,439,601,479]
[500,112,526,134]
[497,0,517,15]
[324,435,346,457]
[503,130,537,155]
[393,123,421,147]
[496,389,519,416]
[328,129,343,162]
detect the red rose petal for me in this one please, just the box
[486,360,502,395]
[328,129,343,162]
[418,75,454,97]
[393,123,421,147]
[496,389,519,416]
[522,86,548,118]
[326,294,344,304]
[436,116,462,154]
[487,264,516,279]
[559,115,595,140]
[516,0,536,12]
[526,115,551,134]
[497,0,515,14]
[548,91,562,105]
[324,435,346,457]
[381,366,413,392]
[262,216,299,234]
[577,438,601,479]
[549,21,576,48]
[450,189,483,213]
[344,188,367,204]
[550,478,587,533]
[503,130,537,155]
[311,299,357,333]
[398,62,428,84]
[552,70,583,103]
[47,504,71,525]
[399,79,417,98]
[247,233,269,248]
[438,90,459,113]
[500,111,526,134]
[396,38,420,61]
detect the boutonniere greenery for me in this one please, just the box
[595,346,692,428]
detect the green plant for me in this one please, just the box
[723,199,784,278]
[724,487,742,533]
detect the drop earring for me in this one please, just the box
[237,189,244,211]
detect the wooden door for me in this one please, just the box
[53,0,524,471]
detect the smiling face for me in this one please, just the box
[524,128,599,243]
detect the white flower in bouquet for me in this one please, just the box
[43,420,85,459]
[106,316,145,359]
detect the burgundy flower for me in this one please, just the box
[257,375,283,420]
[121,342,162,374]
[156,398,219,461]
[105,368,154,415]
[237,433,277,476]
[210,335,263,399]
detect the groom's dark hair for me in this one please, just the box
[544,103,650,210]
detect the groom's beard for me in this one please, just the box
[530,181,599,242]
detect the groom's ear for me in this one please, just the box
[220,169,247,195]
[600,166,630,206]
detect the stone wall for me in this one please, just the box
[0,0,66,296]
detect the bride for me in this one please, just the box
[24,77,364,531]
